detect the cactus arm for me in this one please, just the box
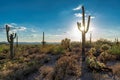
[85,16,91,33]
[6,25,11,42]
[82,6,85,27]
[13,33,16,39]
[77,22,83,32]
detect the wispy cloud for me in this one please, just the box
[18,27,26,31]
[73,5,82,11]
[31,28,36,33]
[74,13,82,18]
[5,23,27,32]
[91,16,95,19]
[31,34,38,38]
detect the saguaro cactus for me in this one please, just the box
[42,32,46,46]
[77,6,91,60]
[90,32,92,44]
[16,34,18,47]
[6,25,16,59]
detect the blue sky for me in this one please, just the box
[0,0,120,42]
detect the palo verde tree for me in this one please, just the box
[77,6,91,60]
[6,25,17,59]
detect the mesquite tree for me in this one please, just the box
[77,6,91,60]
[6,25,16,59]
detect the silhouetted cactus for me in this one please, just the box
[61,38,71,51]
[41,32,46,46]
[115,38,119,45]
[77,6,91,60]
[16,34,18,47]
[6,25,16,59]
[90,33,92,44]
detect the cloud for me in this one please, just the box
[73,5,82,11]
[4,23,27,33]
[74,13,82,18]
[31,34,38,38]
[91,16,95,19]
[31,28,36,32]
[18,26,26,31]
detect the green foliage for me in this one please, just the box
[0,44,9,53]
[94,39,112,49]
[71,42,81,48]
[52,45,65,55]
[109,45,120,55]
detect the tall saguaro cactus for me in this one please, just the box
[16,34,18,47]
[42,32,46,46]
[6,25,16,59]
[90,32,92,44]
[77,6,91,60]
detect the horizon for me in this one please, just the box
[0,0,120,42]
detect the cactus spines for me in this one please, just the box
[77,6,91,60]
[42,32,46,46]
[6,25,16,59]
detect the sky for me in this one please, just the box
[0,0,120,42]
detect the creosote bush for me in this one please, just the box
[53,55,81,80]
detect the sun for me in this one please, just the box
[69,22,95,41]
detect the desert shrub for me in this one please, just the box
[34,54,50,64]
[112,63,120,78]
[52,45,65,55]
[109,45,120,55]
[85,41,92,48]
[38,66,54,80]
[0,44,9,53]
[71,42,81,48]
[40,45,55,54]
[53,56,81,80]
[96,39,112,46]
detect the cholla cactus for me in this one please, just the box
[88,48,96,56]
[61,38,71,51]
[6,25,16,59]
[77,6,91,60]
[100,44,111,52]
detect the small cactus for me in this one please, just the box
[6,25,16,59]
